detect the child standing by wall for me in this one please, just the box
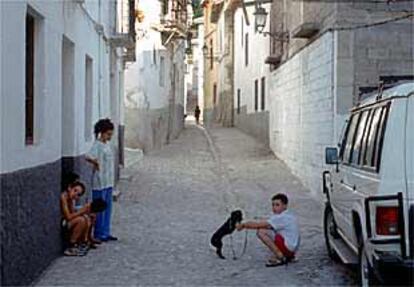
[86,118,118,242]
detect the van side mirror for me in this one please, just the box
[325,147,339,165]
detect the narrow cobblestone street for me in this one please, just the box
[36,122,356,286]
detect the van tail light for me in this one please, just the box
[376,206,400,235]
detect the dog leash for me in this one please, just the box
[229,217,248,260]
[200,126,249,260]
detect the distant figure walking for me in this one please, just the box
[195,105,201,125]
[86,118,118,242]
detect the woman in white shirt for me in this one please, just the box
[86,119,118,241]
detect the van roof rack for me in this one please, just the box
[357,75,414,104]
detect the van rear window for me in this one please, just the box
[350,110,370,165]
[363,108,383,168]
[341,103,390,172]
[342,113,360,163]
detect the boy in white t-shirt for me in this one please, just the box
[236,193,300,267]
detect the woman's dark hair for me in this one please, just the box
[94,118,114,138]
[68,181,86,196]
[62,171,80,191]
[272,193,288,205]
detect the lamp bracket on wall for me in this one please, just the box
[260,31,289,42]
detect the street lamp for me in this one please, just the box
[202,43,208,57]
[253,5,267,33]
[253,1,288,42]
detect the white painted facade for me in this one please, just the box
[0,0,127,174]
[187,17,204,117]
[124,0,187,150]
[125,0,171,111]
[195,18,205,113]
[233,4,270,114]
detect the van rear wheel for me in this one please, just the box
[323,205,340,261]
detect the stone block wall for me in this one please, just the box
[269,32,334,194]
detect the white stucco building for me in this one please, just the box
[0,0,135,285]
[193,17,205,117]
[124,0,188,151]
[233,2,271,145]
[185,16,204,119]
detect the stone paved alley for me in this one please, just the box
[36,122,356,286]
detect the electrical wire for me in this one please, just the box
[330,12,414,31]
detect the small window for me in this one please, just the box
[350,110,370,165]
[153,46,157,65]
[213,83,217,105]
[254,80,258,111]
[261,77,265,110]
[237,89,241,114]
[84,55,93,141]
[245,33,249,67]
[159,56,165,87]
[342,113,360,164]
[162,0,168,15]
[241,16,244,47]
[25,13,35,145]
[210,39,213,70]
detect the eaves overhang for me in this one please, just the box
[291,22,320,39]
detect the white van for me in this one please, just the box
[322,82,414,286]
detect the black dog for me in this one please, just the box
[91,198,107,213]
[211,210,243,259]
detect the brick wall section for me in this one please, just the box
[269,33,334,194]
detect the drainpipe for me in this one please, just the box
[98,0,102,117]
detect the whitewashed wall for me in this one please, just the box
[269,32,335,194]
[188,18,205,115]
[0,0,122,173]
[195,20,205,112]
[124,0,171,111]
[233,4,270,114]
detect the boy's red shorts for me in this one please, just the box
[274,234,295,258]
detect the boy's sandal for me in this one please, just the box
[265,257,288,267]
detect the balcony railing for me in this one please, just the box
[110,0,136,63]
[160,0,188,35]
